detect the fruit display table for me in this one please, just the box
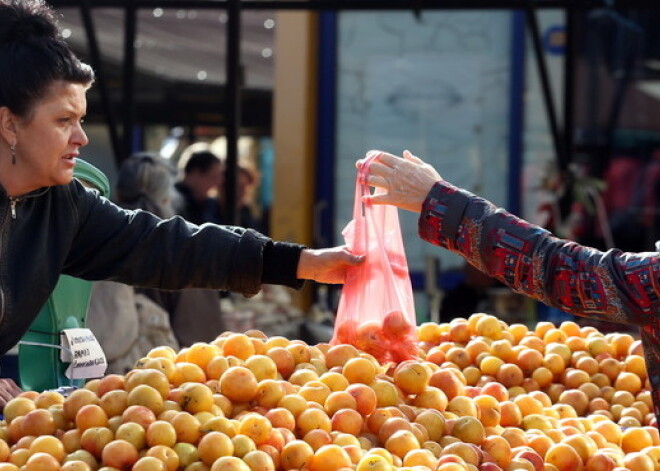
[0,313,653,471]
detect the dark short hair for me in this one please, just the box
[183,150,221,175]
[0,0,95,117]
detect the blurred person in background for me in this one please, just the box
[172,146,223,225]
[0,0,362,403]
[359,150,660,421]
[212,160,267,234]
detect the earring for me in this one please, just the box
[10,145,16,165]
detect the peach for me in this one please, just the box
[452,416,485,445]
[338,357,375,386]
[197,431,233,465]
[80,426,114,459]
[527,433,553,457]
[482,435,512,468]
[34,390,65,409]
[545,443,584,471]
[265,347,295,379]
[23,452,60,471]
[63,389,99,422]
[499,401,522,427]
[220,366,259,402]
[171,411,202,444]
[402,448,436,468]
[101,439,138,470]
[585,452,618,471]
[480,463,504,471]
[429,370,465,400]
[125,368,170,400]
[384,430,419,459]
[208,456,249,471]
[115,421,147,450]
[242,449,275,471]
[263,408,295,432]
[382,310,414,339]
[514,448,544,471]
[99,389,128,418]
[502,427,528,449]
[496,364,524,388]
[413,386,448,412]
[303,429,333,452]
[63,450,97,470]
[278,393,309,419]
[475,315,503,339]
[558,389,589,416]
[254,379,287,409]
[145,420,176,448]
[331,408,363,436]
[629,339,645,356]
[243,355,277,382]
[296,408,331,437]
[370,379,403,408]
[623,452,655,471]
[309,444,352,471]
[614,371,643,394]
[444,347,470,370]
[418,321,445,344]
[28,435,66,462]
[622,428,654,453]
[299,381,332,406]
[516,349,544,374]
[355,453,391,471]
[441,442,480,466]
[393,362,429,395]
[238,413,272,446]
[414,409,446,442]
[121,405,156,430]
[563,434,598,462]
[20,409,56,437]
[482,381,509,402]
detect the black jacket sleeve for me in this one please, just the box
[62,181,303,296]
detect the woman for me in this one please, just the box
[0,0,361,402]
[360,149,660,421]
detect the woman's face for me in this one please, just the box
[11,80,89,194]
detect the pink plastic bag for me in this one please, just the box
[331,151,419,363]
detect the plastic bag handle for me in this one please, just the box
[350,152,383,253]
[355,151,385,212]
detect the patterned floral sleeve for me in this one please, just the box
[418,181,660,327]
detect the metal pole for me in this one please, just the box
[563,5,576,171]
[225,0,241,225]
[122,2,137,162]
[79,0,121,165]
[507,11,526,217]
[525,1,567,172]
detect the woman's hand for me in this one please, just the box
[358,150,443,213]
[297,246,365,284]
[0,378,22,407]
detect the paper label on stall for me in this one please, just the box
[60,328,107,379]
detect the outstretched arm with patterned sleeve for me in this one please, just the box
[419,180,660,421]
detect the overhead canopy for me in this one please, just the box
[56,6,276,130]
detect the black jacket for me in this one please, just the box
[0,179,303,355]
